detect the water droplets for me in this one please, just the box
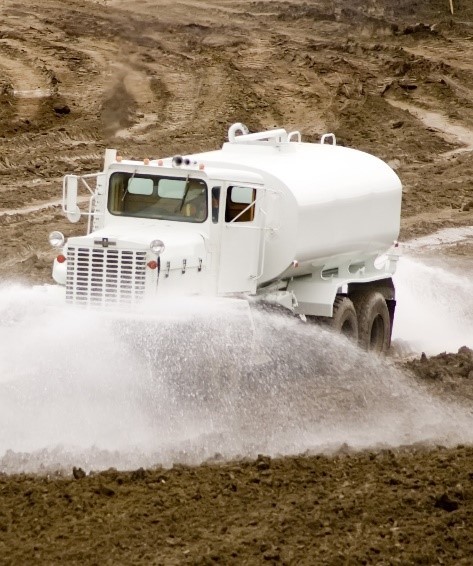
[1,285,472,473]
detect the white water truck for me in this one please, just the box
[49,123,402,352]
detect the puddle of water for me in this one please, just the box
[116,113,159,139]
[403,226,473,251]
[13,89,51,99]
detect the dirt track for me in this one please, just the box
[1,0,473,563]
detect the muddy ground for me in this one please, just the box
[1,0,473,563]
[2,448,473,565]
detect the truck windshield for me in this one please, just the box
[108,172,208,222]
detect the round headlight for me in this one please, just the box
[150,239,165,256]
[49,231,65,248]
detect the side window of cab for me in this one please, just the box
[225,186,256,223]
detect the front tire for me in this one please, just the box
[352,291,391,353]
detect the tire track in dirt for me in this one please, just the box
[0,43,52,123]
[404,39,473,74]
[387,98,473,156]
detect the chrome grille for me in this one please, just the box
[66,246,147,306]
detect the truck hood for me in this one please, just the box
[67,225,208,264]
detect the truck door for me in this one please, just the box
[218,185,263,294]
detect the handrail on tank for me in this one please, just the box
[228,122,249,142]
[321,133,337,146]
[288,131,301,142]
[228,122,288,144]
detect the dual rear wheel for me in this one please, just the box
[327,291,391,353]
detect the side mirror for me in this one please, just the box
[63,175,81,223]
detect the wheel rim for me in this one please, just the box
[369,315,385,351]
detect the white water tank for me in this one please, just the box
[197,136,402,283]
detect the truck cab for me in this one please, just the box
[53,153,268,306]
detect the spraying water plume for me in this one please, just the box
[393,227,473,354]
[1,280,472,474]
[393,257,473,354]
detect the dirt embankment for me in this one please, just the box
[1,0,473,280]
[405,346,473,402]
[1,0,473,563]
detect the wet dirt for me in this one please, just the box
[1,0,473,563]
[2,448,473,565]
[405,346,473,402]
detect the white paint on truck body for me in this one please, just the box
[196,140,401,284]
[52,125,402,317]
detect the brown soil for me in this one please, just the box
[405,346,473,403]
[1,0,473,563]
[2,448,473,565]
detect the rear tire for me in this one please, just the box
[352,291,391,353]
[327,296,358,342]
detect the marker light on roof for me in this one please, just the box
[144,158,150,165]
[116,155,122,162]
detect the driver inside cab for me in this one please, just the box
[183,186,207,221]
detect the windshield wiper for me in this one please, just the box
[121,168,138,202]
[177,174,191,212]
